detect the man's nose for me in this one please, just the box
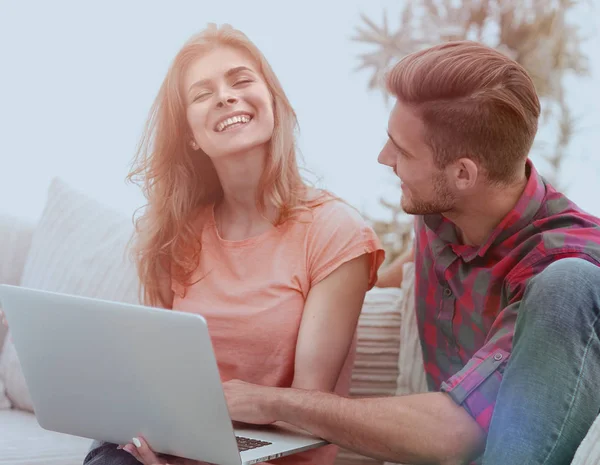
[378,146,393,166]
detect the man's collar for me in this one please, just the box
[423,159,546,262]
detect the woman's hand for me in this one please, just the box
[120,436,209,465]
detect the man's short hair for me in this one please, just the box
[386,41,541,183]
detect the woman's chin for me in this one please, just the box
[211,140,270,159]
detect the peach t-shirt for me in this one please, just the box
[172,198,384,465]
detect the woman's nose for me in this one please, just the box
[216,95,238,108]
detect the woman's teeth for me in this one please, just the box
[216,115,252,132]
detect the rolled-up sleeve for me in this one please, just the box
[440,300,519,432]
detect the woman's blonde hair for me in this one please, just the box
[127,24,322,308]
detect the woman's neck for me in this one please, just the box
[212,145,265,206]
[210,146,279,239]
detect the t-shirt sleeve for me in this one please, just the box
[305,200,385,289]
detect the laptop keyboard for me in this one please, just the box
[236,436,272,452]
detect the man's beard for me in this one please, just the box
[401,173,455,215]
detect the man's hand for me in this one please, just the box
[120,436,208,465]
[223,379,280,425]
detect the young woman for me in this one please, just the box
[83,23,384,465]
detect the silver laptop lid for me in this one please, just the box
[0,284,242,465]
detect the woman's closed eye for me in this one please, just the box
[192,92,211,102]
[233,78,253,86]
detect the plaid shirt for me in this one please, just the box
[414,160,600,433]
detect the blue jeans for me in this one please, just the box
[483,258,600,464]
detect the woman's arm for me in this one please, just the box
[292,254,371,391]
[375,245,414,288]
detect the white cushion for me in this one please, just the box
[0,380,11,410]
[0,214,35,288]
[0,214,36,409]
[0,336,32,411]
[0,177,140,413]
[572,414,600,464]
[0,409,91,465]
[19,177,139,303]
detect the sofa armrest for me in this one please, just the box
[0,213,35,349]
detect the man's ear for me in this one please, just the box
[449,158,479,191]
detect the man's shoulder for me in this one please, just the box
[538,185,597,220]
[531,189,600,253]
[508,190,600,281]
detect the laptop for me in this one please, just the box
[0,284,327,465]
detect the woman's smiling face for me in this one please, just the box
[184,46,275,159]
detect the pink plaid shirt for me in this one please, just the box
[414,160,600,433]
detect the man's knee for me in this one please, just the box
[526,257,599,299]
[541,256,598,280]
[521,257,600,330]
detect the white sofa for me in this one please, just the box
[0,178,599,465]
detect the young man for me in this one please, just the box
[223,41,600,465]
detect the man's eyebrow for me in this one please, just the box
[188,66,254,93]
[386,131,412,156]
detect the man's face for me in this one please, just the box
[378,100,456,215]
